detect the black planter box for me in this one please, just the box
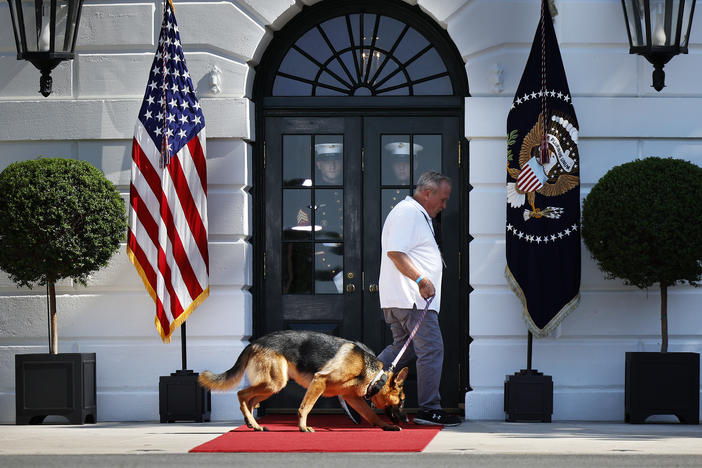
[159,370,211,423]
[504,369,553,422]
[625,352,699,424]
[15,353,96,425]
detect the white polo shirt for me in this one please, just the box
[379,196,442,313]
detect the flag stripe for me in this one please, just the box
[167,153,210,274]
[188,133,208,195]
[129,182,161,252]
[127,229,158,298]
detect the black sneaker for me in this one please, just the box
[413,408,462,427]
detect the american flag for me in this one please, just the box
[127,0,209,343]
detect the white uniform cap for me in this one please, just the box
[384,142,424,157]
[315,143,343,156]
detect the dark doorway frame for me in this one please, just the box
[251,0,473,404]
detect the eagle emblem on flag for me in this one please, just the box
[508,111,580,221]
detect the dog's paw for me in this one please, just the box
[299,426,315,433]
[382,425,402,431]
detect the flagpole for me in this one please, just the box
[526,331,533,371]
[143,0,210,422]
[181,322,188,371]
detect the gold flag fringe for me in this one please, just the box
[505,265,580,337]
[127,244,209,343]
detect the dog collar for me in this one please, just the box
[365,370,388,399]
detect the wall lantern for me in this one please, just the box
[6,0,84,97]
[621,0,696,91]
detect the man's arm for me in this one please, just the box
[386,251,435,299]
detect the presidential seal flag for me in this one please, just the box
[128,0,209,343]
[505,1,580,337]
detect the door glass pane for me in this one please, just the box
[395,27,430,62]
[414,135,442,180]
[283,242,314,294]
[283,135,312,187]
[278,47,318,80]
[315,242,343,294]
[681,0,695,47]
[273,75,313,95]
[314,135,343,185]
[315,189,343,240]
[623,1,645,47]
[406,48,446,81]
[413,76,452,95]
[382,188,410,224]
[283,189,314,240]
[376,16,404,52]
[382,134,413,185]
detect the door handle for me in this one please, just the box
[346,283,356,293]
[369,283,378,293]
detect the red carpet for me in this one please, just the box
[190,414,442,453]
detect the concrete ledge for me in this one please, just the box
[466,388,626,421]
[0,98,252,141]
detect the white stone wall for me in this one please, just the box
[461,1,702,420]
[1,0,701,423]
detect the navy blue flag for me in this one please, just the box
[505,3,580,336]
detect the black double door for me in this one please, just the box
[261,114,464,411]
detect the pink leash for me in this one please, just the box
[388,295,434,373]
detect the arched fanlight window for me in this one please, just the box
[272,12,453,96]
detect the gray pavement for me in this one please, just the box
[0,419,701,467]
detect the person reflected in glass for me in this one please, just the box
[384,142,422,220]
[385,141,421,185]
[312,143,344,293]
[315,142,343,185]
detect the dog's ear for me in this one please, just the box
[394,367,409,387]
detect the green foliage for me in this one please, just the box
[506,129,518,162]
[582,157,702,290]
[0,158,126,288]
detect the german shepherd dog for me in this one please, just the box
[198,330,409,432]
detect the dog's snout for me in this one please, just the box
[385,405,409,424]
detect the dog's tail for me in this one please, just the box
[198,344,253,391]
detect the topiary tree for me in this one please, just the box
[0,158,126,354]
[582,157,702,352]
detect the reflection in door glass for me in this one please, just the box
[283,242,314,294]
[283,189,314,240]
[315,189,343,241]
[414,135,442,180]
[314,135,343,186]
[283,135,312,187]
[381,188,410,224]
[382,135,414,186]
[315,242,343,294]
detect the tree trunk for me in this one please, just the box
[49,281,58,355]
[660,283,668,353]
